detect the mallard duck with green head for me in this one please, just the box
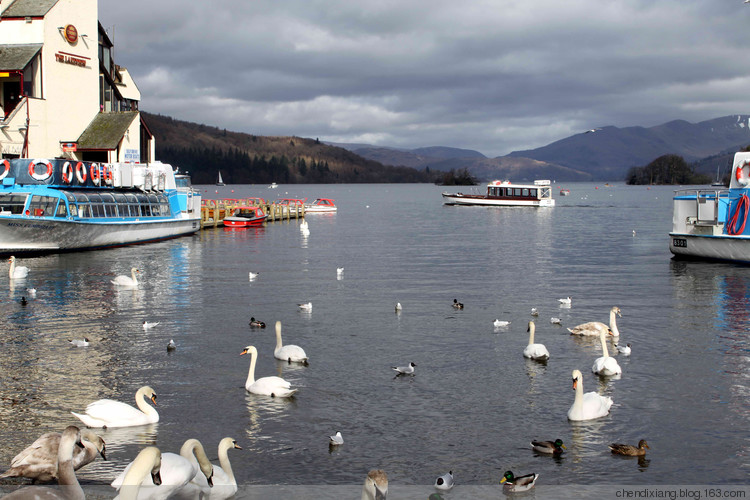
[531,438,566,455]
[500,470,538,492]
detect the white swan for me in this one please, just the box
[273,321,309,364]
[362,469,388,500]
[112,268,140,287]
[112,439,213,500]
[206,437,241,500]
[241,345,298,397]
[523,321,550,361]
[567,369,613,421]
[111,446,162,500]
[2,426,85,500]
[8,256,29,279]
[0,428,105,483]
[592,328,622,376]
[567,306,621,337]
[71,385,159,427]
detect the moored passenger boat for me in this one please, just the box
[442,180,555,207]
[0,159,201,254]
[670,151,750,262]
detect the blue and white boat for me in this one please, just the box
[670,151,750,262]
[0,159,201,254]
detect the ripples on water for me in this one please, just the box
[0,183,747,495]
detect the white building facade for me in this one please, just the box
[0,0,153,162]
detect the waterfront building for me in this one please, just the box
[0,0,152,162]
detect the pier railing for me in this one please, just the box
[200,198,305,228]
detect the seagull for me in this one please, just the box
[395,302,402,313]
[142,321,160,330]
[452,298,464,309]
[392,362,416,375]
[248,272,259,280]
[167,339,177,351]
[493,319,511,327]
[337,267,344,275]
[329,431,344,446]
[69,338,89,347]
[558,296,572,306]
[298,302,312,311]
[26,287,37,297]
[530,307,539,316]
[615,343,632,355]
[435,471,454,490]
[550,317,562,325]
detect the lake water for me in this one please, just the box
[0,182,747,499]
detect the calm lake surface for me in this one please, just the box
[0,182,747,498]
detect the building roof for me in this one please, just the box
[1,0,59,18]
[76,112,139,150]
[0,44,42,70]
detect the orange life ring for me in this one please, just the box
[102,164,113,185]
[89,163,101,186]
[29,159,53,181]
[0,159,10,180]
[75,162,87,183]
[736,159,750,186]
[61,162,74,184]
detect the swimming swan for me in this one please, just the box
[206,437,241,499]
[111,446,162,500]
[362,469,388,500]
[523,321,550,361]
[8,256,29,279]
[2,426,85,500]
[71,385,159,427]
[112,439,213,499]
[567,369,613,421]
[112,268,140,287]
[568,306,621,337]
[241,345,298,397]
[273,321,309,364]
[592,328,622,376]
[0,428,105,483]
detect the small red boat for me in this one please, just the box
[224,206,268,227]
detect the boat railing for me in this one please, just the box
[673,187,730,226]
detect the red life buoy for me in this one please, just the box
[28,159,53,181]
[736,159,750,186]
[0,159,10,180]
[75,162,87,183]
[102,164,113,185]
[61,162,74,184]
[90,163,101,186]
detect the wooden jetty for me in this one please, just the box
[200,198,305,228]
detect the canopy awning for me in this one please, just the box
[76,112,139,150]
[0,44,42,71]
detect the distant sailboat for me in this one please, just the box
[711,164,725,187]
[217,171,226,186]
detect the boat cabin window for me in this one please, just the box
[28,195,59,217]
[530,189,537,198]
[55,200,68,217]
[0,193,28,214]
[64,193,78,217]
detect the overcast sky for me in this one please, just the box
[98,1,750,157]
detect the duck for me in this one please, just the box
[500,470,538,492]
[0,428,106,483]
[531,439,566,455]
[329,431,344,446]
[452,299,464,309]
[240,345,298,397]
[558,296,572,306]
[110,446,162,500]
[2,426,85,500]
[592,328,622,376]
[20,296,28,306]
[112,439,213,499]
[273,321,308,364]
[434,470,454,490]
[8,256,29,279]
[167,339,177,352]
[142,321,160,330]
[568,306,621,337]
[71,385,159,427]
[523,321,550,361]
[249,317,266,328]
[111,267,139,287]
[615,342,632,355]
[298,302,312,311]
[205,438,241,499]
[609,439,649,456]
[493,319,511,327]
[69,338,90,347]
[392,362,416,375]
[567,369,613,421]
[362,469,388,500]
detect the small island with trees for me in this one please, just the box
[626,154,713,185]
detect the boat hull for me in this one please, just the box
[669,232,750,263]
[0,217,200,254]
